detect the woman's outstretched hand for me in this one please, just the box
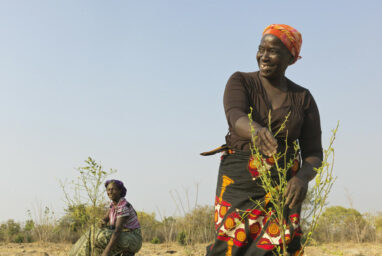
[234,117,277,157]
[255,127,278,157]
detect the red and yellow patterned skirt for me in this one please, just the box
[207,149,303,256]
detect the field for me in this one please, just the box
[0,242,381,256]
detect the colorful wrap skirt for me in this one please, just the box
[69,227,142,256]
[206,149,303,256]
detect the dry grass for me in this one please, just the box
[136,243,208,256]
[0,242,71,256]
[304,242,382,256]
[0,242,381,256]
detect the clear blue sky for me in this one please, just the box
[1,0,381,221]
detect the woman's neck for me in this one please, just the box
[259,74,287,91]
[112,197,121,205]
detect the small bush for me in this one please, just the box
[150,237,161,244]
[25,234,33,243]
[177,231,187,245]
[13,234,24,243]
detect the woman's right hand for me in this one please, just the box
[254,127,278,156]
[98,219,107,228]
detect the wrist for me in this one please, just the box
[296,167,314,182]
[254,125,264,132]
[252,126,264,139]
[296,172,309,183]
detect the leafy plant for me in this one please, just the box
[247,107,338,255]
[60,157,116,255]
[150,236,161,244]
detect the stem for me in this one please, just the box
[248,108,338,256]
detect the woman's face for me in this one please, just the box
[256,34,293,80]
[106,183,122,202]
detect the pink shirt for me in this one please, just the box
[109,198,140,229]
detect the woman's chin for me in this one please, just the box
[259,69,283,80]
[259,70,274,78]
[112,196,121,202]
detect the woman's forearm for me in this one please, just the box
[296,156,322,182]
[103,230,121,255]
[235,116,277,156]
[234,116,263,139]
[102,216,127,255]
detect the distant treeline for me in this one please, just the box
[1,205,381,244]
[0,204,215,245]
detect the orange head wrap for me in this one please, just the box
[262,24,302,64]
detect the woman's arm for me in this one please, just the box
[223,72,277,156]
[101,216,127,256]
[284,91,323,209]
[235,116,278,156]
[284,156,322,209]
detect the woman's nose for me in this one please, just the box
[261,51,270,61]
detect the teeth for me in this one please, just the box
[261,64,272,70]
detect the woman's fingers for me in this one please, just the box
[257,128,277,155]
[289,188,300,209]
[285,177,308,209]
[254,127,277,156]
[289,188,306,209]
[264,129,277,146]
[258,139,272,156]
[295,186,307,208]
[284,182,292,203]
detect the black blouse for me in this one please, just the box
[223,71,323,160]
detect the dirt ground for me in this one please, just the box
[0,242,381,256]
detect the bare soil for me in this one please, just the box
[0,242,381,256]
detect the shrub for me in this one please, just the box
[177,231,187,245]
[175,205,215,245]
[60,157,116,252]
[13,234,24,243]
[313,206,374,243]
[137,211,162,242]
[150,237,161,244]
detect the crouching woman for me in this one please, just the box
[69,179,142,256]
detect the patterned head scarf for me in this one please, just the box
[262,24,302,64]
[105,179,127,197]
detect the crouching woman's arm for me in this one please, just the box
[101,216,127,256]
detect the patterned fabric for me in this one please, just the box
[109,198,140,229]
[207,150,303,256]
[69,227,142,256]
[262,24,302,64]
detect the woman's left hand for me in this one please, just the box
[284,176,309,209]
[284,156,322,209]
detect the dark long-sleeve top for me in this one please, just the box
[224,71,323,160]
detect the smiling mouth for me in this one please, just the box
[260,63,273,69]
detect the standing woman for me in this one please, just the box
[205,25,322,255]
[69,179,142,256]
